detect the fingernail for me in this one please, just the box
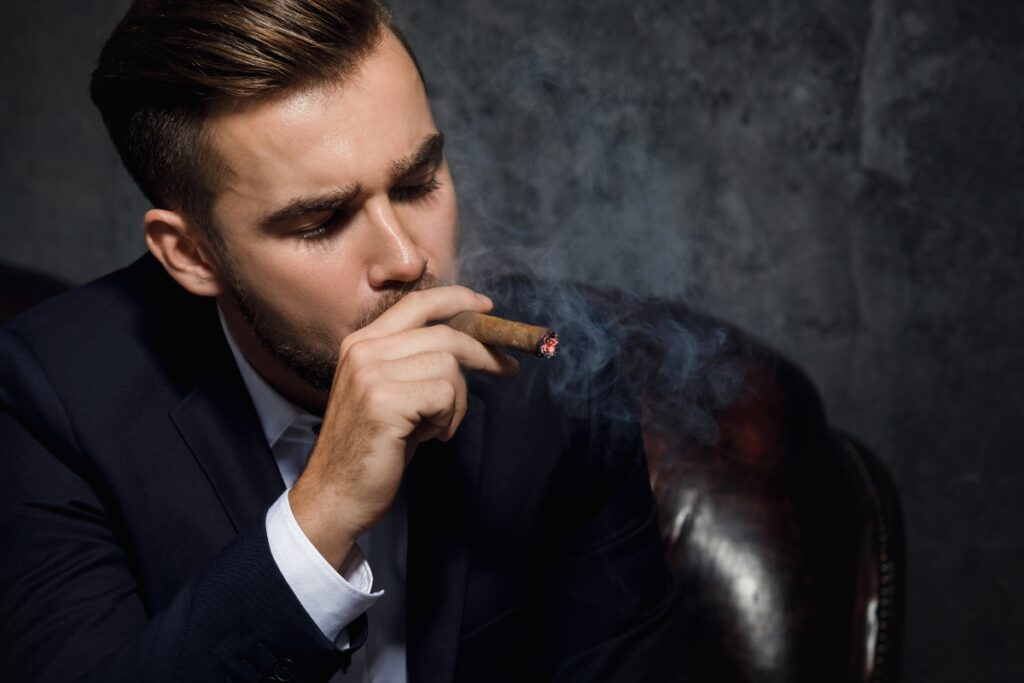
[478,294,493,306]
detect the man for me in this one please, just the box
[0,1,682,680]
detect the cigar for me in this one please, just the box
[446,312,559,358]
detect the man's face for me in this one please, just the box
[203,31,458,389]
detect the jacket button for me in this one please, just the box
[272,658,296,681]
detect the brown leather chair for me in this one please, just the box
[589,291,906,683]
[1,265,904,682]
[0,262,70,325]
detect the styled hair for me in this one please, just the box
[90,0,413,234]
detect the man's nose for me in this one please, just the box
[364,198,428,288]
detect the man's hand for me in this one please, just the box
[289,286,519,570]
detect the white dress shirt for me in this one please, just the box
[218,310,408,681]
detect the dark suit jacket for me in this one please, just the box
[0,255,682,682]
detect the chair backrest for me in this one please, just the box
[598,292,905,682]
[0,262,69,325]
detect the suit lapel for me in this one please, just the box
[406,392,487,682]
[169,343,285,534]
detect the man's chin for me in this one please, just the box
[262,341,337,392]
[230,294,337,391]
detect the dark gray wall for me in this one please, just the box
[3,1,1022,681]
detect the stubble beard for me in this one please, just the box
[224,265,447,392]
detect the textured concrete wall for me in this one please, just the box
[2,1,1023,680]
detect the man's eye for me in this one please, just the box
[297,211,343,241]
[391,177,441,202]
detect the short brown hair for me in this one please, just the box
[90,0,411,234]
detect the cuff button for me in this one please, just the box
[272,658,296,681]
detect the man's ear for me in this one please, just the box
[144,208,226,297]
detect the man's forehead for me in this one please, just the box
[208,85,359,185]
[204,32,434,218]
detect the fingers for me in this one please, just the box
[344,325,520,379]
[363,374,465,444]
[321,285,517,464]
[408,377,464,443]
[347,286,493,347]
[357,351,469,440]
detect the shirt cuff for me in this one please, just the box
[266,489,382,645]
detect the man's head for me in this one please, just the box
[92,1,459,401]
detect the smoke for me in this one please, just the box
[407,15,748,445]
[458,250,748,447]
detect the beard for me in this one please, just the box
[224,264,446,391]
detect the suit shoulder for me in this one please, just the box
[4,254,172,345]
[0,254,218,418]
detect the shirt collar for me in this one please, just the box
[217,306,319,448]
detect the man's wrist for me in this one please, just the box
[288,483,359,571]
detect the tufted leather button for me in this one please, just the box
[272,658,296,682]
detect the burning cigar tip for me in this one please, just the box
[446,312,559,359]
[538,331,559,359]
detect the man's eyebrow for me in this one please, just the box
[389,132,445,183]
[259,184,361,229]
[256,133,444,229]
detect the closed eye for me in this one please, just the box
[297,209,348,242]
[296,175,442,242]
[390,176,441,202]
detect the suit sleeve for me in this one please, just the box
[0,332,359,682]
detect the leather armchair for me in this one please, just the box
[1,264,904,682]
[589,291,905,683]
